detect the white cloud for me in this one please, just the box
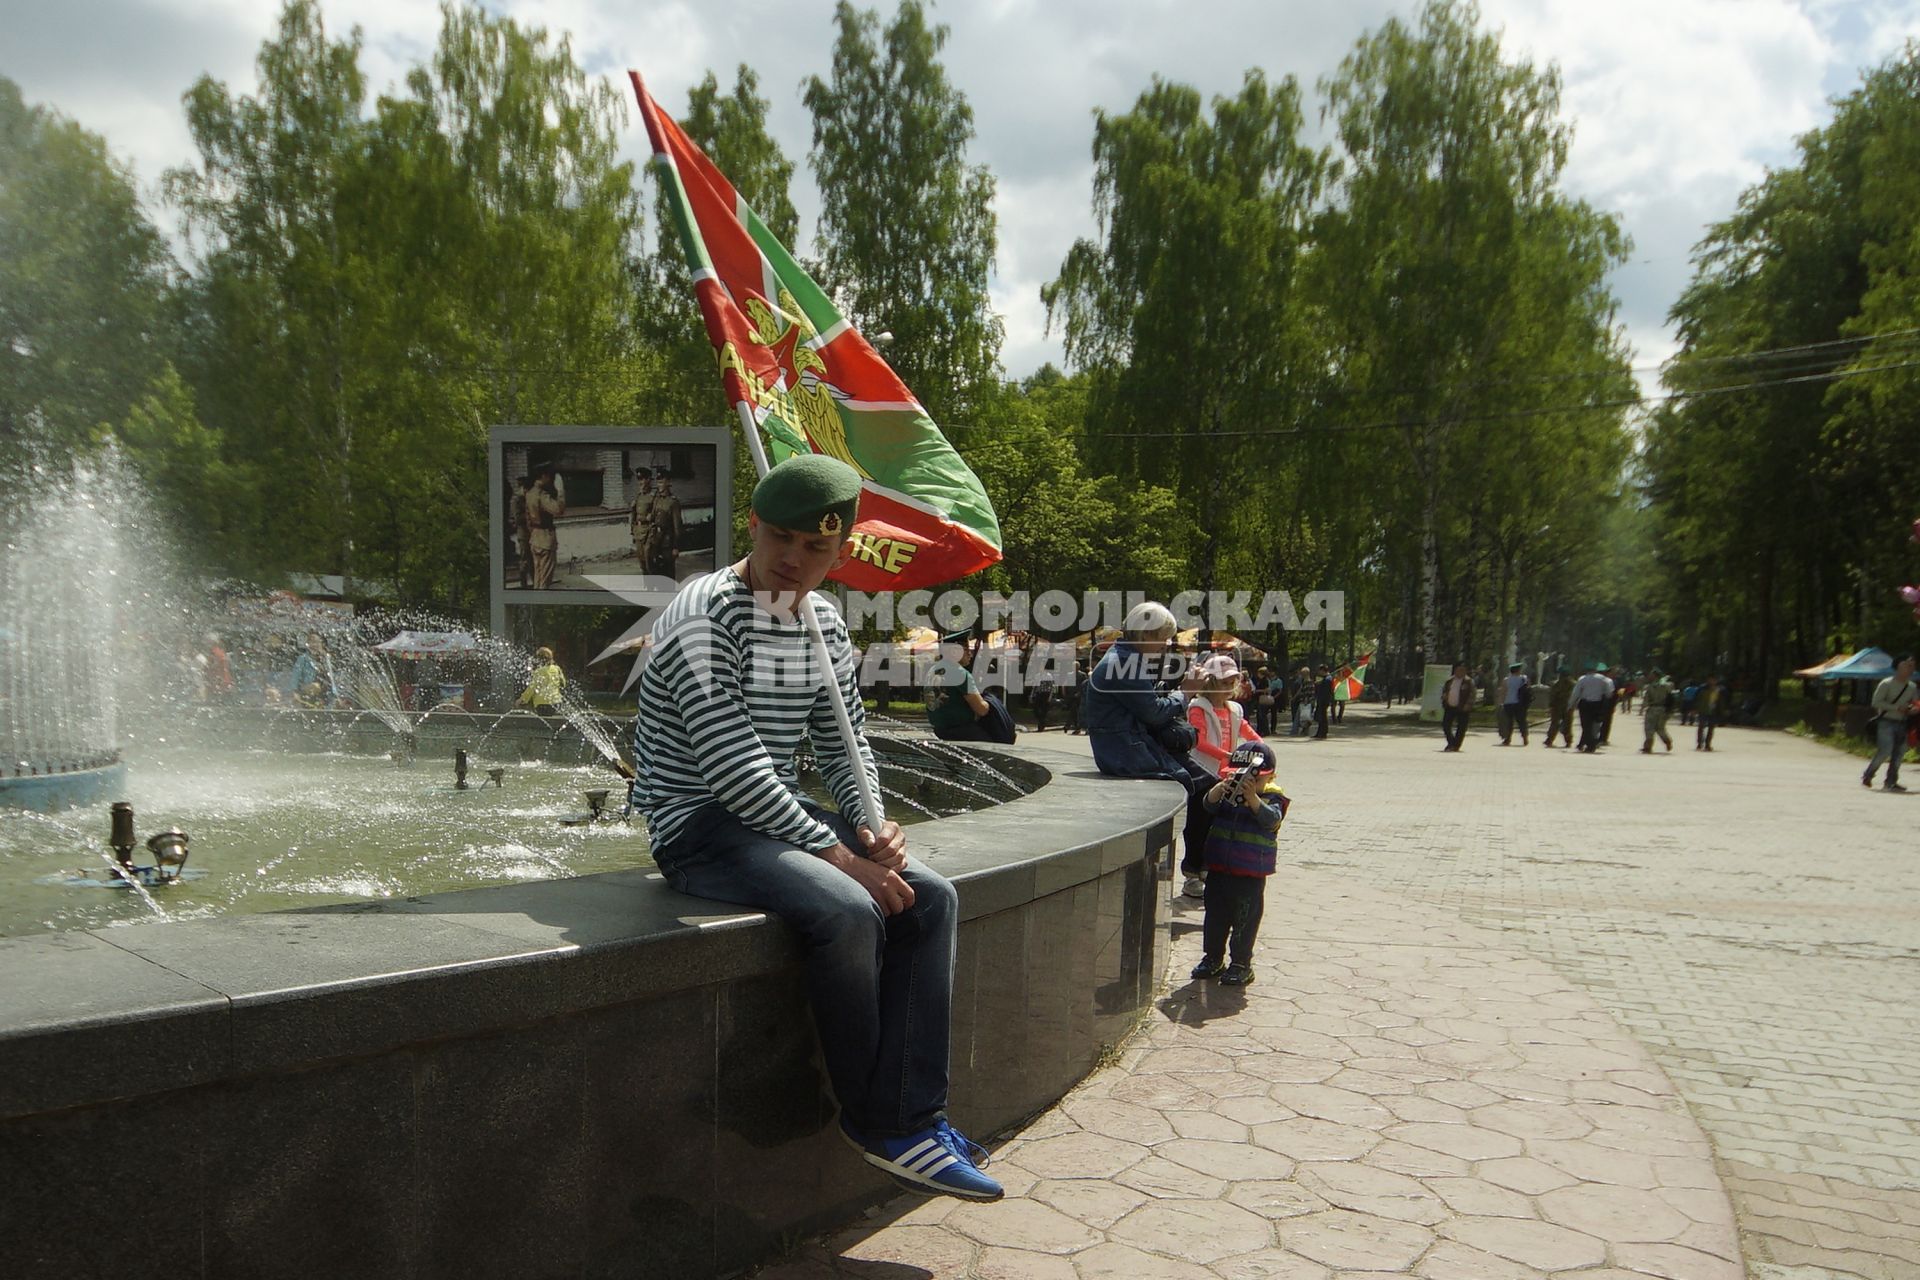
[5,0,1919,389]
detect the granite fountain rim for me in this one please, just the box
[0,739,1185,1120]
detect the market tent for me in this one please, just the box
[1175,627,1268,659]
[1816,647,1896,682]
[1792,653,1851,679]
[1071,626,1123,651]
[374,630,481,660]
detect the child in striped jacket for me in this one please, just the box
[1189,740,1289,987]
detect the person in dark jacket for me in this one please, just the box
[1084,601,1215,898]
[1311,665,1334,739]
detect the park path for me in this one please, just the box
[754,706,1920,1278]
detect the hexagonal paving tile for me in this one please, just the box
[1246,1027,1355,1061]
[1108,1198,1276,1263]
[1608,1241,1744,1279]
[1028,1177,1150,1230]
[1525,1137,1660,1189]
[1294,1161,1449,1225]
[1218,1094,1300,1126]
[1167,1108,1250,1142]
[975,1245,1080,1280]
[1061,1097,1178,1146]
[1476,1156,1580,1195]
[1268,1083,1395,1127]
[1226,1179,1332,1221]
[1012,1131,1151,1180]
[1538,1183,1692,1243]
[1236,1052,1346,1085]
[1251,1117,1381,1162]
[1156,1137,1299,1182]
[1211,1248,1332,1279]
[1414,1240,1550,1280]
[829,1223,977,1276]
[1438,1216,1607,1271]
[1279,1209,1435,1271]
[1422,1176,1539,1219]
[1384,1121,1524,1161]
[945,1199,1101,1255]
[1070,1240,1217,1280]
[1360,1138,1470,1179]
[1114,1154,1230,1201]
[1471,1100,1596,1142]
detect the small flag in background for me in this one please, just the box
[630,72,1001,592]
[1333,652,1372,701]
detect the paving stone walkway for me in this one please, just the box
[751,709,1918,1279]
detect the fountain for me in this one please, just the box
[0,464,1181,1280]
[0,461,128,812]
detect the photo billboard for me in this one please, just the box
[488,425,731,612]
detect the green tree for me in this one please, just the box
[1315,0,1632,662]
[1653,45,1920,679]
[167,0,371,580]
[959,369,1191,605]
[804,0,1001,430]
[0,77,175,469]
[169,0,646,609]
[1044,71,1327,595]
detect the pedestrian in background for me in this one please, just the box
[1440,662,1475,752]
[1640,668,1677,753]
[1572,663,1615,753]
[1862,653,1915,791]
[1289,665,1313,737]
[1695,674,1724,751]
[1498,661,1531,745]
[1543,666,1576,748]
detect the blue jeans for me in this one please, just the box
[650,800,958,1137]
[1866,717,1907,786]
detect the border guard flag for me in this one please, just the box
[630,72,1001,592]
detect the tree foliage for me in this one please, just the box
[1045,71,1326,595]
[1314,0,1633,664]
[25,0,1903,686]
[166,0,642,606]
[804,0,1002,430]
[1651,43,1920,678]
[0,76,176,471]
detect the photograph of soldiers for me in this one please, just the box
[632,465,685,579]
[526,464,566,589]
[497,439,722,592]
[512,474,534,587]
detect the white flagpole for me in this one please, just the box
[732,399,885,836]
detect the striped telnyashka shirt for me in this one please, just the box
[632,566,882,854]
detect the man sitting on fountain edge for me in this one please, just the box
[627,452,1002,1202]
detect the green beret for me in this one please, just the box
[752,454,861,537]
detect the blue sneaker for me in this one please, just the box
[839,1117,1003,1201]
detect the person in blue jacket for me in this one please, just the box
[1082,601,1215,899]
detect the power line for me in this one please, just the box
[1090,356,1920,441]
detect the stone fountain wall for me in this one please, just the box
[0,743,1180,1280]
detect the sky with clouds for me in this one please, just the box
[7,0,1920,392]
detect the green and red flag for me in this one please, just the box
[630,72,1001,591]
[1333,652,1372,701]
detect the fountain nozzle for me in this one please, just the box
[145,828,190,883]
[109,802,137,869]
[584,788,610,820]
[487,768,505,788]
[454,748,470,790]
